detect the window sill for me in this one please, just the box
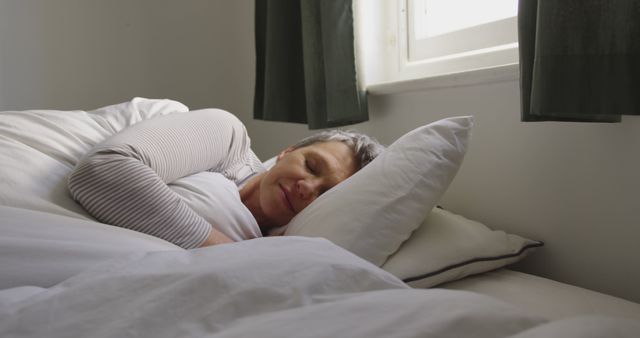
[366,63,519,96]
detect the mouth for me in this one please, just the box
[279,184,295,213]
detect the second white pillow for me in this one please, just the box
[382,207,543,288]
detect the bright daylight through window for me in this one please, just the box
[406,0,518,76]
[413,0,517,38]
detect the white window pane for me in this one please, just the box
[414,0,518,39]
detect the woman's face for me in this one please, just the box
[258,141,357,228]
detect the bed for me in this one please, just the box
[1,98,639,337]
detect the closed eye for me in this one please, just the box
[305,159,317,174]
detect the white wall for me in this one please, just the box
[0,0,253,114]
[2,1,639,303]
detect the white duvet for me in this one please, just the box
[1,237,638,338]
[0,97,189,219]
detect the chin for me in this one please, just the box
[263,188,293,226]
[260,203,289,229]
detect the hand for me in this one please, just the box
[199,228,234,247]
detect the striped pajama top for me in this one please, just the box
[68,109,264,249]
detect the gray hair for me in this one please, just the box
[291,130,385,170]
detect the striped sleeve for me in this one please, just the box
[68,109,263,249]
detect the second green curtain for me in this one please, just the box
[519,0,640,122]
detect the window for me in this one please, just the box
[356,0,520,92]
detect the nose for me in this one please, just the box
[296,178,321,202]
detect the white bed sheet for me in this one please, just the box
[440,268,640,321]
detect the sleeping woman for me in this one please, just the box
[68,109,384,249]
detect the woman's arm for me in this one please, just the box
[68,109,261,249]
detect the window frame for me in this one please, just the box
[356,0,520,94]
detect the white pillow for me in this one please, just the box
[382,207,543,288]
[284,116,473,266]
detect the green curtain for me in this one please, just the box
[254,0,368,129]
[519,0,640,122]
